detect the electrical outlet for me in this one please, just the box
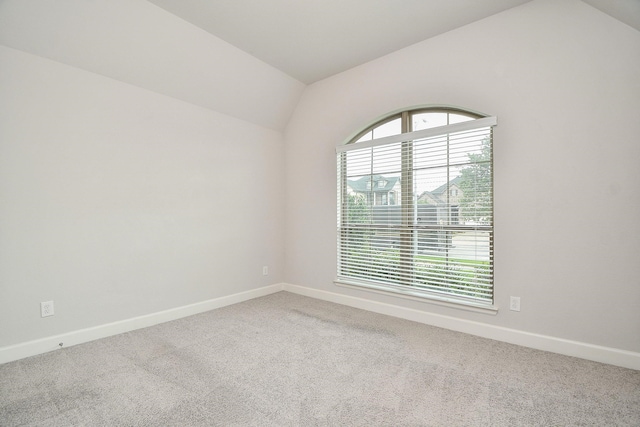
[262,266,269,276]
[41,301,54,317]
[509,296,521,312]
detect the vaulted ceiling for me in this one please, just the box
[148,0,640,84]
[1,0,637,130]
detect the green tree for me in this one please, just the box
[340,193,373,278]
[346,192,370,224]
[458,139,492,224]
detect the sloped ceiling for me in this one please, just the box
[0,0,305,131]
[1,0,637,129]
[581,0,640,35]
[148,0,532,84]
[147,0,640,84]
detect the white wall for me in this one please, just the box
[0,45,285,347]
[2,0,638,365]
[0,0,304,130]
[284,0,640,353]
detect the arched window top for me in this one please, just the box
[337,105,497,309]
[351,107,484,145]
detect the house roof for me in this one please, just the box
[348,175,399,193]
[431,176,462,195]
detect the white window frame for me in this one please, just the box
[336,108,497,312]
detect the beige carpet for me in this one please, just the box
[1,291,639,426]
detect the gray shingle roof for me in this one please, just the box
[347,175,399,192]
[431,175,462,195]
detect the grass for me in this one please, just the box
[342,245,492,301]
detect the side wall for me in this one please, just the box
[0,46,286,349]
[0,0,305,130]
[284,0,640,356]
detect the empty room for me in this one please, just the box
[1,0,639,425]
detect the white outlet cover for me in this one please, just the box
[41,301,54,317]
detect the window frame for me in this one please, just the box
[336,107,497,313]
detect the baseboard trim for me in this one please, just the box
[0,283,285,365]
[282,283,640,371]
[4,282,638,370]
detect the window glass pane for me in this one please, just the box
[372,144,401,175]
[413,134,448,171]
[415,167,448,202]
[412,112,448,131]
[456,161,493,226]
[345,149,371,178]
[372,118,401,138]
[355,130,372,143]
[449,128,491,166]
[449,113,475,124]
[414,227,492,297]
[370,172,401,222]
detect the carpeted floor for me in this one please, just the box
[1,291,639,426]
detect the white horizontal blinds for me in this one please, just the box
[412,126,493,301]
[338,140,404,285]
[338,117,495,304]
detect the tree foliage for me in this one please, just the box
[346,192,370,224]
[458,139,492,224]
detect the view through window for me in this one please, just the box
[337,108,496,306]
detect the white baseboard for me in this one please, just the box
[4,282,638,371]
[282,283,640,371]
[0,283,285,365]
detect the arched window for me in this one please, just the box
[336,107,496,309]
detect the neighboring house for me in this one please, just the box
[427,176,463,206]
[418,175,462,225]
[347,175,400,206]
[347,174,463,225]
[348,174,462,251]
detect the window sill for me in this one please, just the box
[334,279,498,315]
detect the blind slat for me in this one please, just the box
[338,114,495,304]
